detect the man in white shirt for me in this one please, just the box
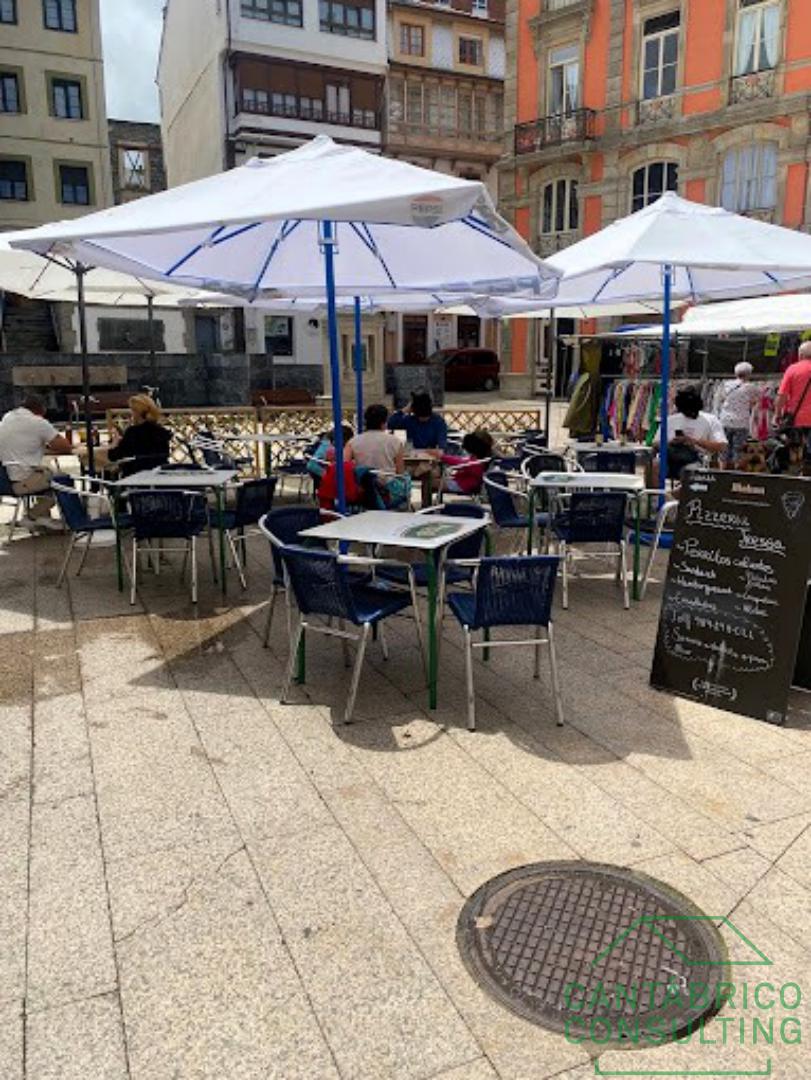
[0,396,72,529]
[653,385,727,482]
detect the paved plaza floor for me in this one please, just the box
[0,518,809,1079]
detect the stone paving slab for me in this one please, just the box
[2,529,810,1079]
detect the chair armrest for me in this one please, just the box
[445,557,482,569]
[338,554,414,572]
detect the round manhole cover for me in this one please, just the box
[457,861,729,1047]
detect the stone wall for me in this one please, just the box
[0,353,324,416]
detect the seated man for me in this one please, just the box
[388,392,448,450]
[0,395,72,530]
[653,386,727,484]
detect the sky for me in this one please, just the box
[100,0,165,123]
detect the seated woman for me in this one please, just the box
[653,385,727,484]
[346,403,408,508]
[387,392,448,450]
[428,429,493,496]
[307,424,354,486]
[107,394,172,477]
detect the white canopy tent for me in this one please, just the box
[11,136,555,494]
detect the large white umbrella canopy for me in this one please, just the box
[10,136,552,299]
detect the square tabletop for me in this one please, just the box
[300,510,486,551]
[111,467,238,489]
[530,471,645,492]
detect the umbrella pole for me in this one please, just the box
[147,294,158,389]
[75,263,94,476]
[660,264,673,491]
[546,316,556,443]
[354,296,363,433]
[322,220,345,513]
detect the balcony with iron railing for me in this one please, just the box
[239,96,380,131]
[514,109,595,156]
[543,0,586,9]
[534,230,579,257]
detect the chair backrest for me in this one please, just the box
[0,463,16,497]
[280,545,356,622]
[234,477,277,526]
[197,431,236,470]
[578,450,637,475]
[51,475,94,532]
[490,454,522,473]
[560,491,628,543]
[260,505,326,578]
[484,470,523,527]
[128,490,208,540]
[472,556,559,630]
[522,452,568,479]
[433,501,488,560]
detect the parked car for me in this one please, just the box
[428,348,501,392]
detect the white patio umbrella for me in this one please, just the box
[11,136,554,502]
[490,194,811,481]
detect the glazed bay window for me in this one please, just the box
[641,12,679,100]
[721,143,777,213]
[458,37,483,66]
[0,0,16,24]
[238,61,378,129]
[542,179,578,235]
[242,87,269,112]
[632,162,677,211]
[326,83,350,123]
[43,0,76,31]
[271,91,297,116]
[299,96,323,120]
[735,0,779,76]
[241,0,302,25]
[400,23,424,56]
[549,44,579,115]
[58,163,90,205]
[0,72,20,113]
[0,160,28,200]
[51,77,83,119]
[320,0,375,40]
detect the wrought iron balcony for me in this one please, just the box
[636,94,677,125]
[543,0,587,10]
[534,231,579,257]
[514,109,595,155]
[730,68,776,104]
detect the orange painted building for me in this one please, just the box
[497,0,811,384]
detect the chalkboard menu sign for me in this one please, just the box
[650,469,811,725]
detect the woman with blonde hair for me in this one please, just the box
[107,394,172,476]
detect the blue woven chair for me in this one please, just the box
[551,491,630,609]
[578,450,637,475]
[276,438,321,498]
[520,451,569,480]
[194,430,253,472]
[631,491,680,600]
[258,505,340,646]
[127,490,210,605]
[447,555,563,731]
[52,475,131,587]
[214,477,277,589]
[280,545,418,723]
[484,470,549,552]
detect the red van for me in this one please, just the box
[429,348,501,392]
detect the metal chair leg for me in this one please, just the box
[464,626,476,731]
[281,619,303,703]
[547,622,564,727]
[56,534,78,588]
[338,619,352,668]
[180,542,189,581]
[620,540,630,610]
[8,498,22,542]
[207,526,218,584]
[263,583,278,647]
[378,621,389,660]
[191,535,198,603]
[226,530,247,590]
[75,533,93,577]
[130,537,138,605]
[560,541,569,609]
[408,572,428,678]
[534,626,541,679]
[345,621,371,724]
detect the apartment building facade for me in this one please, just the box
[0,0,112,230]
[158,0,388,187]
[384,0,506,187]
[497,0,811,380]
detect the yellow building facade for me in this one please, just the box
[0,0,112,230]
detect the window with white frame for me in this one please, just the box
[641,12,679,100]
[542,179,578,235]
[721,142,777,212]
[241,0,302,25]
[549,44,579,115]
[735,0,780,76]
[472,0,488,14]
[631,161,678,212]
[120,148,148,190]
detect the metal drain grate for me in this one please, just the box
[457,861,729,1046]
